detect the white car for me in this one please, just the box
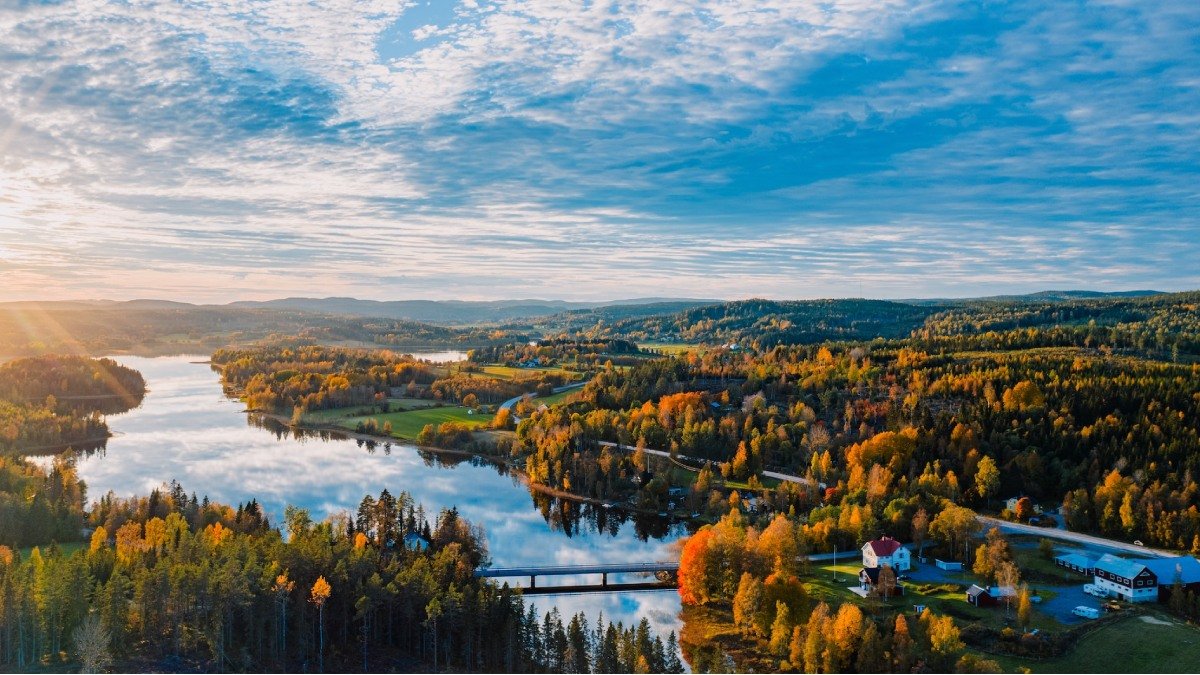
[1084,584,1108,598]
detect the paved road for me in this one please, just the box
[977,515,1177,558]
[595,440,814,486]
[498,381,587,413]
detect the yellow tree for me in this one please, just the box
[273,572,295,661]
[311,576,332,673]
[1017,584,1032,629]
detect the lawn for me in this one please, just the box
[803,561,1061,632]
[339,405,489,440]
[996,614,1200,673]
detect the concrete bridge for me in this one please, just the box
[475,561,679,595]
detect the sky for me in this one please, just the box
[0,0,1198,303]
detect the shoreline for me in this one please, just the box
[248,409,680,520]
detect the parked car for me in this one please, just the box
[1084,584,1109,598]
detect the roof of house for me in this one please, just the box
[1140,556,1200,584]
[966,584,990,598]
[861,567,881,583]
[1055,552,1097,568]
[864,537,904,557]
[1095,553,1149,579]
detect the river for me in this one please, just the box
[61,355,686,640]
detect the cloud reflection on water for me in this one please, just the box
[70,355,685,637]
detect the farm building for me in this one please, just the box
[935,559,964,571]
[1055,552,1097,575]
[1141,556,1200,601]
[1093,554,1159,603]
[862,536,911,571]
[966,585,996,607]
[965,585,1015,607]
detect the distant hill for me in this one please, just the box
[591,298,944,347]
[226,297,720,324]
[902,289,1164,306]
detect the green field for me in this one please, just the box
[996,614,1200,673]
[19,541,85,559]
[338,405,489,439]
[639,342,703,355]
[301,397,443,424]
[464,364,580,381]
[533,388,580,407]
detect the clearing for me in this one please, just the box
[997,613,1200,673]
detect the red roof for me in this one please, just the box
[866,538,903,557]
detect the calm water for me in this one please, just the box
[65,355,685,638]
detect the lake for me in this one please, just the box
[62,355,686,639]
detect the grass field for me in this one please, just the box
[639,342,703,355]
[534,388,580,407]
[20,541,85,559]
[302,398,445,424]
[465,364,581,381]
[996,614,1200,673]
[338,406,489,439]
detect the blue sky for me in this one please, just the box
[0,0,1197,302]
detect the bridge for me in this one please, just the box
[474,561,680,595]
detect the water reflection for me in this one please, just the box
[64,355,685,640]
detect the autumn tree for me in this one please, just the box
[1017,584,1032,629]
[732,573,764,636]
[768,601,792,657]
[974,455,1000,503]
[911,507,929,560]
[311,575,331,673]
[677,529,715,605]
[929,504,980,562]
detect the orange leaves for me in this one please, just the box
[354,532,369,550]
[677,528,714,605]
[204,521,232,547]
[310,575,332,607]
[115,521,147,565]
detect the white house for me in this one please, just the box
[862,536,911,571]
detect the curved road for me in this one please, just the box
[498,381,587,414]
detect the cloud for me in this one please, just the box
[0,0,1197,301]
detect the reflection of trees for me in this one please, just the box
[527,490,680,541]
[23,438,108,458]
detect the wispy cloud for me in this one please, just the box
[0,0,1197,301]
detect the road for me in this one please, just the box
[594,440,814,486]
[977,515,1178,558]
[498,381,587,413]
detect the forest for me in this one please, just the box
[0,486,683,673]
[0,356,148,548]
